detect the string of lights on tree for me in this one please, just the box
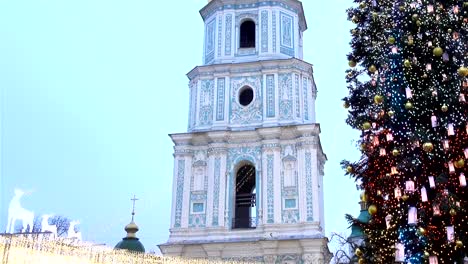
[341,0,467,263]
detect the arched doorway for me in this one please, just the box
[233,163,256,229]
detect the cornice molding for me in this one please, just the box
[171,124,322,147]
[187,58,313,81]
[199,0,307,32]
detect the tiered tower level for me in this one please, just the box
[159,0,331,262]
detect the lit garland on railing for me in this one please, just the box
[342,0,467,263]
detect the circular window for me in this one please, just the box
[239,86,254,106]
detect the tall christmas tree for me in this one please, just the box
[342,0,468,263]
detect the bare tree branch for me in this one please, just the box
[48,215,71,237]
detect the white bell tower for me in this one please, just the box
[159,0,331,262]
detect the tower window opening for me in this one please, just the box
[233,164,256,229]
[239,86,254,106]
[240,20,255,48]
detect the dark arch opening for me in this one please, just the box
[239,86,254,106]
[233,163,256,229]
[240,20,255,48]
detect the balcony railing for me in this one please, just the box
[232,217,257,229]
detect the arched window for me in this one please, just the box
[240,20,255,48]
[233,163,256,229]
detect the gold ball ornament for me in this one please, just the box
[368,65,377,73]
[458,67,468,77]
[355,248,363,257]
[374,95,384,104]
[433,47,444,57]
[423,251,430,259]
[359,2,366,8]
[358,258,366,264]
[349,60,357,67]
[368,205,377,215]
[347,166,353,173]
[392,149,400,156]
[388,36,396,44]
[455,158,465,168]
[402,194,409,201]
[450,208,457,216]
[362,122,372,130]
[343,102,350,109]
[418,227,427,235]
[412,14,418,20]
[352,15,359,23]
[448,28,452,33]
[441,104,448,112]
[405,101,413,110]
[399,6,405,11]
[456,240,463,248]
[404,59,412,68]
[360,144,367,151]
[388,110,395,117]
[416,20,421,27]
[423,142,434,152]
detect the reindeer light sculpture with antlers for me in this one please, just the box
[6,189,34,233]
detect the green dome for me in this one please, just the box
[115,237,145,253]
[114,220,145,253]
[349,201,371,239]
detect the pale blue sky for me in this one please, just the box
[0,0,360,253]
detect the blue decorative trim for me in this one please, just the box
[305,152,313,221]
[212,157,221,226]
[230,76,263,125]
[216,78,225,121]
[279,12,294,57]
[261,11,268,53]
[188,86,194,130]
[189,214,206,228]
[272,11,277,53]
[303,77,309,121]
[295,74,300,118]
[223,256,264,262]
[190,192,207,201]
[225,14,232,56]
[217,15,222,57]
[280,12,293,47]
[205,19,216,64]
[267,154,274,223]
[279,73,293,120]
[204,1,299,21]
[174,159,185,228]
[266,74,275,118]
[277,254,300,263]
[280,47,294,57]
[199,80,214,126]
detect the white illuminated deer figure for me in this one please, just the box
[41,214,57,238]
[6,189,34,233]
[68,220,82,241]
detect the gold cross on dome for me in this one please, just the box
[130,195,139,221]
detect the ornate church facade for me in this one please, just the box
[159,0,331,262]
